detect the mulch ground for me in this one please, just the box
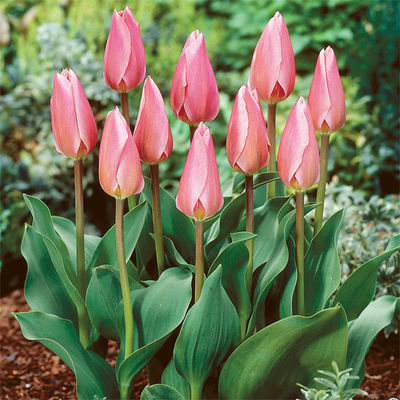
[1,289,399,399]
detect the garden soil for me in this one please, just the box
[1,289,398,399]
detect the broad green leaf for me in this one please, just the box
[141,384,184,400]
[52,216,101,279]
[303,209,345,315]
[161,359,191,399]
[117,268,192,399]
[142,177,195,263]
[219,306,348,399]
[14,311,118,400]
[247,204,318,336]
[174,267,240,395]
[86,266,142,342]
[162,235,195,273]
[89,201,147,271]
[333,235,400,320]
[346,295,397,389]
[23,195,75,283]
[22,225,78,325]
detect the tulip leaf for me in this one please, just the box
[89,201,147,271]
[247,203,318,336]
[141,384,185,400]
[346,295,397,389]
[161,358,191,399]
[219,306,348,399]
[22,225,78,325]
[14,311,119,400]
[142,177,195,263]
[162,235,195,273]
[333,235,400,321]
[52,216,101,279]
[173,267,240,396]
[303,209,345,316]
[117,268,192,399]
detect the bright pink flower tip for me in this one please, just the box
[176,122,224,220]
[277,97,320,191]
[134,76,173,164]
[226,85,270,175]
[104,6,146,93]
[170,30,220,124]
[50,69,97,159]
[99,107,144,199]
[308,47,346,133]
[249,12,295,104]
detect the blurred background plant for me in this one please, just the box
[1,0,399,301]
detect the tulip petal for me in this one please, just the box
[51,72,81,158]
[104,10,131,91]
[170,52,188,120]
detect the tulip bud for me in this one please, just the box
[99,107,144,199]
[104,6,146,93]
[134,76,173,164]
[308,47,346,133]
[50,69,97,160]
[176,123,223,220]
[171,30,220,125]
[249,12,295,104]
[226,85,270,175]
[277,97,320,191]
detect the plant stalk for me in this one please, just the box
[189,124,198,142]
[195,220,204,303]
[74,160,90,347]
[314,134,330,235]
[115,198,134,358]
[120,92,137,211]
[296,191,305,316]
[190,385,202,400]
[245,175,254,294]
[150,164,165,276]
[267,103,277,199]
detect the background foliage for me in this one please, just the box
[1,0,399,297]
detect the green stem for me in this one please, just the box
[190,384,202,400]
[120,92,137,211]
[189,124,198,142]
[150,164,165,276]
[267,103,277,199]
[245,175,254,294]
[195,220,204,303]
[314,134,330,235]
[74,160,90,347]
[296,191,305,316]
[116,198,134,358]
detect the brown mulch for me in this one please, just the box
[1,289,399,399]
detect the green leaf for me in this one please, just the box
[142,177,195,263]
[14,311,119,400]
[117,268,192,399]
[161,359,191,399]
[174,267,240,395]
[162,235,195,273]
[333,235,400,320]
[248,204,318,336]
[89,201,147,271]
[303,209,345,315]
[140,384,185,400]
[22,225,78,325]
[219,306,348,399]
[346,295,397,389]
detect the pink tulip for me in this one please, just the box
[134,76,173,164]
[99,107,144,199]
[249,12,295,104]
[226,85,270,175]
[277,97,320,191]
[176,123,223,220]
[308,47,346,133]
[171,30,220,125]
[104,6,146,93]
[50,69,97,160]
